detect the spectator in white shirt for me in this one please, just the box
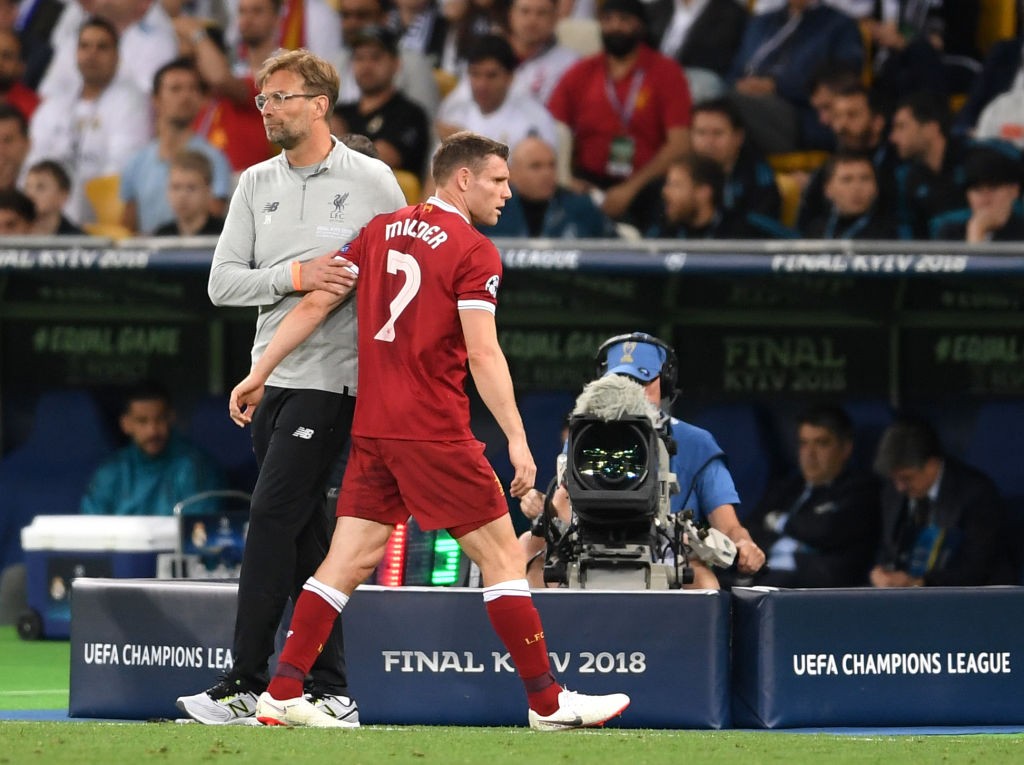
[442,0,578,110]
[27,16,150,224]
[38,0,178,99]
[436,33,558,150]
[119,58,233,234]
[335,0,440,118]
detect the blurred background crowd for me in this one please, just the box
[1,0,1023,243]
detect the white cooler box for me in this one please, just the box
[20,515,178,639]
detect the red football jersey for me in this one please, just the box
[341,196,502,441]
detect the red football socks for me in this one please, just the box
[267,579,347,700]
[484,586,562,716]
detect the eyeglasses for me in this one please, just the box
[254,92,321,111]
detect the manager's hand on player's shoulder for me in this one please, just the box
[299,252,359,295]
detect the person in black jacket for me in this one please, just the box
[744,405,881,588]
[889,91,972,239]
[870,417,1015,588]
[802,150,899,239]
[691,97,780,220]
[931,145,1024,242]
[647,154,796,239]
[645,0,748,101]
[797,84,902,231]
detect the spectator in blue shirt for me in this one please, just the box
[727,0,863,153]
[81,381,227,516]
[119,58,232,234]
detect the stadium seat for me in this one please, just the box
[843,397,895,472]
[555,18,601,57]
[186,394,259,493]
[977,0,1017,55]
[858,19,874,86]
[767,151,830,175]
[0,390,117,572]
[394,169,423,205]
[775,172,802,228]
[963,400,1024,504]
[433,68,458,101]
[962,400,1024,583]
[690,402,777,516]
[83,175,132,239]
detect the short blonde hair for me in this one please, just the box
[256,48,340,110]
[171,149,213,186]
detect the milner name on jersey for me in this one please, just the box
[385,215,450,250]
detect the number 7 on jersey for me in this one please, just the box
[374,249,422,342]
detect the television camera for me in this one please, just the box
[539,374,736,589]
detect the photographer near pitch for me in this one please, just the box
[520,332,765,588]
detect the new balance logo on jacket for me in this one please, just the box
[292,427,315,439]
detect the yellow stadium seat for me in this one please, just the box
[767,151,830,175]
[433,69,458,101]
[394,170,423,205]
[977,0,1017,55]
[858,19,874,86]
[82,175,132,239]
[776,172,802,229]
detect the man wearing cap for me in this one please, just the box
[332,26,431,177]
[520,333,765,588]
[547,0,691,230]
[931,146,1024,242]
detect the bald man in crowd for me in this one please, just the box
[486,136,618,239]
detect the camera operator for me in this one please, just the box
[519,333,765,588]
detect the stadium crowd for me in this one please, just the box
[0,0,1021,241]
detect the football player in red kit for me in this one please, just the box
[227,131,630,729]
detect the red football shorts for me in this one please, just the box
[336,436,508,535]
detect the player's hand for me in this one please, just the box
[507,437,537,499]
[733,538,766,575]
[229,373,266,427]
[299,253,358,295]
[520,488,545,520]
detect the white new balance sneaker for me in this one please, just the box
[308,692,360,726]
[527,689,631,731]
[176,678,261,725]
[255,692,360,728]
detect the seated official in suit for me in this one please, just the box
[744,405,881,588]
[870,417,1015,588]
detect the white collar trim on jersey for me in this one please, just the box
[426,195,469,224]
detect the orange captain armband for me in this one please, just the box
[291,260,302,291]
